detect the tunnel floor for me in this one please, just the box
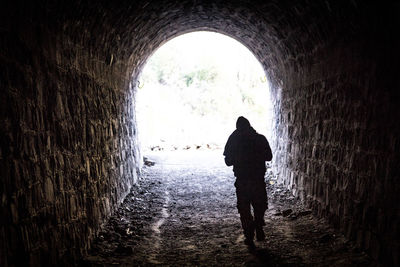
[83,150,373,266]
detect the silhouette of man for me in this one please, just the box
[223,116,272,247]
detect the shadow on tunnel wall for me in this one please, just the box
[0,0,399,265]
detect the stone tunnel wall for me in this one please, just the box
[270,5,400,265]
[272,50,400,265]
[0,0,399,266]
[0,2,141,265]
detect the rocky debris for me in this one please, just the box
[282,209,293,217]
[149,142,222,152]
[84,150,374,266]
[273,209,313,220]
[114,244,134,255]
[297,210,312,217]
[150,145,164,151]
[273,211,282,216]
[319,233,335,244]
[143,157,155,166]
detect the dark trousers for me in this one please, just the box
[235,178,268,239]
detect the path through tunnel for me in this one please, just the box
[85,150,372,266]
[0,1,399,266]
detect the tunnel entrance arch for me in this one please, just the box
[124,9,288,191]
[2,1,398,265]
[134,31,275,155]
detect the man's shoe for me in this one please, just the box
[244,237,256,250]
[256,228,265,241]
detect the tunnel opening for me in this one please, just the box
[1,1,399,265]
[134,31,275,158]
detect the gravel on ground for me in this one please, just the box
[84,150,374,267]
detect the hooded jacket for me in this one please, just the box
[223,126,272,178]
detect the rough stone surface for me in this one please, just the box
[0,0,399,266]
[84,150,373,266]
[0,2,141,265]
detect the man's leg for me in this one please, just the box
[252,182,268,241]
[236,185,255,246]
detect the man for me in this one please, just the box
[223,116,272,247]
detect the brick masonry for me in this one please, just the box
[0,0,399,265]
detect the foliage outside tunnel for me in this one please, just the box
[136,32,273,151]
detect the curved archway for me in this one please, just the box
[1,1,398,265]
[135,31,274,152]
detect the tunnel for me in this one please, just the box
[0,0,399,266]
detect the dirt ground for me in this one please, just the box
[83,150,375,266]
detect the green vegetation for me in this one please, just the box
[136,32,272,150]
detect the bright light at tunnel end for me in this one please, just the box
[135,31,274,152]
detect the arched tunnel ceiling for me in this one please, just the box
[117,0,335,87]
[3,0,392,92]
[1,0,400,265]
[51,0,364,90]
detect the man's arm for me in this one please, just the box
[258,135,272,161]
[223,134,236,166]
[224,156,234,166]
[264,139,272,161]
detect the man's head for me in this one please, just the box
[236,116,251,131]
